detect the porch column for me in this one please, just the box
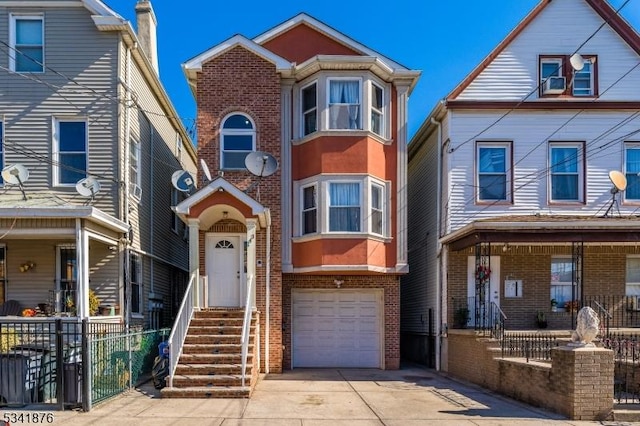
[246,218,257,308]
[76,219,90,318]
[188,218,200,309]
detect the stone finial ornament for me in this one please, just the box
[570,306,600,347]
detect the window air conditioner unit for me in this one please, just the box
[543,76,566,94]
[130,183,142,200]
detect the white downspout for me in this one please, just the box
[149,119,155,295]
[431,116,443,371]
[123,43,133,329]
[265,208,271,374]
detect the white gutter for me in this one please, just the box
[431,116,443,372]
[265,208,272,374]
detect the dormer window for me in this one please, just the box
[539,55,597,97]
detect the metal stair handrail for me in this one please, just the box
[241,274,254,387]
[167,272,197,388]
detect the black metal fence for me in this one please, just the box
[601,332,640,405]
[501,332,561,362]
[451,297,506,339]
[0,318,167,410]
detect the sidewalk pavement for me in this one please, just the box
[10,365,633,425]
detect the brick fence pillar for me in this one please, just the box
[551,346,614,420]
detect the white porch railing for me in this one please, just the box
[241,274,254,387]
[167,273,197,388]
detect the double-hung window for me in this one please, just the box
[54,119,87,185]
[221,113,255,169]
[549,142,583,202]
[329,182,361,232]
[573,60,593,96]
[302,83,317,136]
[10,15,44,73]
[301,184,317,235]
[370,82,384,136]
[370,183,384,235]
[58,246,76,314]
[129,137,141,200]
[550,257,577,310]
[625,143,640,201]
[540,57,564,95]
[477,142,511,202]
[130,252,142,315]
[627,257,640,309]
[328,79,361,130]
[0,246,5,304]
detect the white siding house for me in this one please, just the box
[0,0,196,327]
[404,0,640,370]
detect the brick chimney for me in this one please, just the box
[135,0,158,75]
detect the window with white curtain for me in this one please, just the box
[550,257,576,310]
[477,142,511,202]
[329,182,361,232]
[10,14,44,73]
[549,142,583,202]
[328,79,361,130]
[625,143,640,201]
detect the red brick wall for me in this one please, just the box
[195,46,283,372]
[282,274,400,370]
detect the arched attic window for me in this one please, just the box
[221,113,255,170]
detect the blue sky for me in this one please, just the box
[104,0,640,141]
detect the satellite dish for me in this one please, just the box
[570,53,585,71]
[75,176,101,198]
[200,159,212,183]
[171,170,195,193]
[245,151,278,177]
[2,164,29,185]
[609,170,627,192]
[2,164,29,200]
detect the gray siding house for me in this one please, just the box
[0,0,196,328]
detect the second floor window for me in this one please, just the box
[477,143,510,202]
[625,143,640,201]
[371,183,384,235]
[370,82,384,137]
[129,138,141,200]
[11,15,44,73]
[328,79,361,130]
[540,55,596,97]
[302,184,317,235]
[329,182,360,232]
[129,253,142,314]
[549,142,583,202]
[221,113,255,169]
[54,119,87,185]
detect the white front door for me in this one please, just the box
[467,256,501,327]
[206,235,242,307]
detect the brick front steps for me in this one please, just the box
[161,308,259,399]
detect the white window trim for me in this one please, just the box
[300,182,318,236]
[129,137,142,201]
[624,142,640,202]
[52,117,88,187]
[9,14,44,73]
[572,61,594,97]
[293,175,391,241]
[476,141,512,203]
[540,57,563,79]
[0,120,4,187]
[326,77,363,131]
[300,80,318,137]
[171,187,180,233]
[220,112,256,170]
[175,133,183,163]
[370,182,385,236]
[548,142,584,203]
[370,81,385,138]
[550,256,578,311]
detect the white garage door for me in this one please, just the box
[292,289,382,368]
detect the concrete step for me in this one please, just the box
[182,343,253,355]
[175,363,248,376]
[187,325,254,335]
[184,334,251,345]
[160,385,250,399]
[195,309,246,319]
[190,317,252,327]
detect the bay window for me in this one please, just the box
[371,183,384,235]
[302,82,317,136]
[301,184,317,235]
[371,82,384,136]
[329,182,361,232]
[328,79,361,130]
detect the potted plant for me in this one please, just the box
[550,298,558,312]
[536,311,548,329]
[454,307,470,328]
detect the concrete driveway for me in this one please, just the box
[38,366,622,425]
